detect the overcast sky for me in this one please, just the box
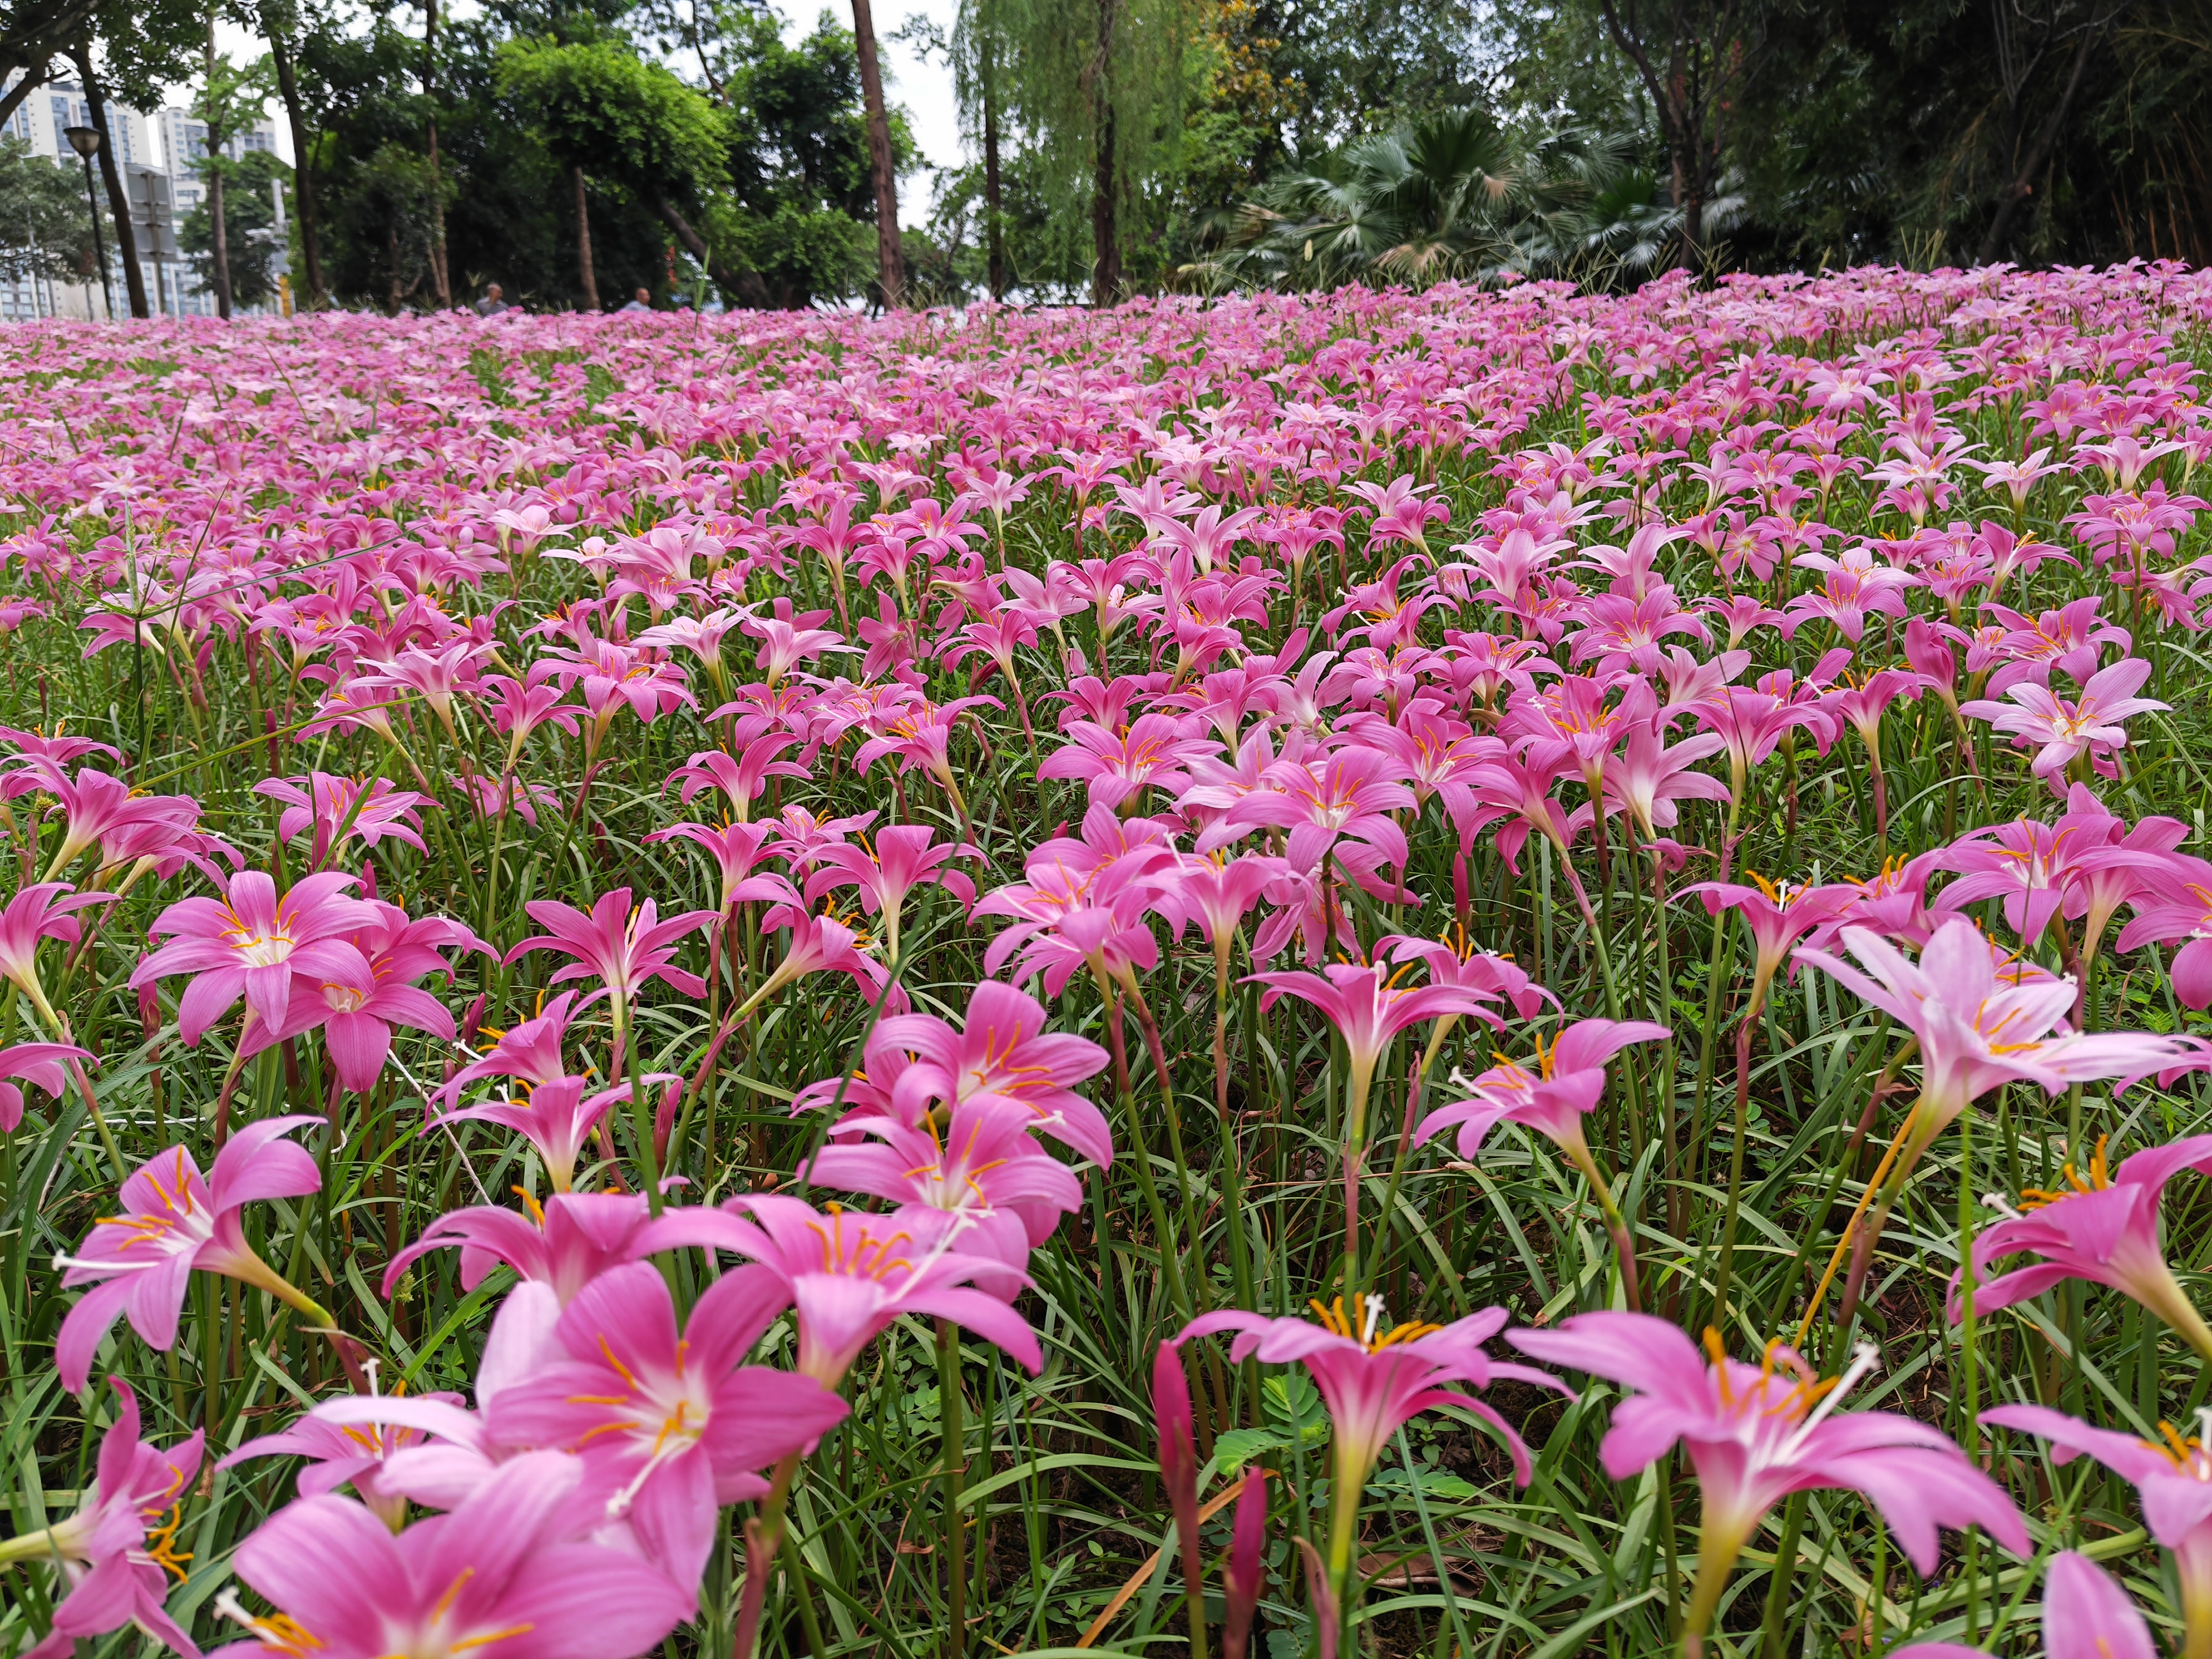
[173,0,967,226]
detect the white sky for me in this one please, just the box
[170,1,968,225]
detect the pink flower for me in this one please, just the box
[0,881,116,1029]
[488,1261,849,1588]
[238,901,487,1093]
[1962,655,2167,790]
[444,1074,669,1193]
[1796,918,2190,1154]
[213,1451,692,1659]
[800,1098,1085,1255]
[1684,874,1856,1017]
[825,980,1114,1169]
[253,773,433,869]
[2114,854,2212,1006]
[1599,723,1729,844]
[382,1189,660,1305]
[1249,951,1506,1145]
[644,819,778,916]
[223,1386,468,1532]
[55,1120,329,1392]
[1795,916,2195,1326]
[1181,1301,1562,1604]
[1959,1134,2212,1361]
[503,886,717,1012]
[665,738,807,822]
[802,825,981,961]
[1221,745,1415,874]
[1416,1018,1669,1170]
[1977,1411,2212,1659]
[130,872,382,1046]
[1509,1313,2027,1657]
[1040,713,1216,810]
[0,1039,91,1131]
[1892,1552,2157,1659]
[648,1195,1043,1386]
[0,1380,203,1659]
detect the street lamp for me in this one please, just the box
[62,124,113,321]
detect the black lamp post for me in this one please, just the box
[62,124,112,321]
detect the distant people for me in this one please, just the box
[619,287,652,313]
[474,283,509,316]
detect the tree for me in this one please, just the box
[179,145,291,307]
[986,0,1189,304]
[496,35,744,302]
[192,36,276,317]
[0,131,97,286]
[254,0,326,304]
[849,0,900,306]
[1588,0,1763,265]
[69,37,147,317]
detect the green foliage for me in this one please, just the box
[1201,106,1719,292]
[179,149,294,310]
[0,133,98,284]
[496,34,729,207]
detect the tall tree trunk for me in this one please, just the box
[262,11,325,306]
[851,0,902,308]
[72,43,147,319]
[1089,0,1120,305]
[653,192,767,308]
[981,1,1003,302]
[571,164,599,311]
[204,17,232,319]
[422,0,449,306]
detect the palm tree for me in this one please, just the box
[1195,108,1734,294]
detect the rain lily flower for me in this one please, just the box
[802,824,981,962]
[0,1380,203,1659]
[213,1451,693,1659]
[1795,916,2195,1329]
[441,1073,672,1193]
[1959,1134,2212,1362]
[223,1382,467,1532]
[55,1119,332,1393]
[0,1038,91,1131]
[1509,1313,2028,1659]
[1180,1301,1563,1608]
[1250,948,1512,1283]
[237,901,488,1093]
[1962,655,2168,791]
[130,871,382,1046]
[252,772,434,868]
[1153,1341,1206,1659]
[1222,1467,1270,1659]
[2116,854,2212,1007]
[1417,1018,1667,1306]
[503,886,718,1020]
[799,1098,1084,1260]
[487,1261,850,1589]
[1979,1408,2212,1659]
[1891,1552,2160,1659]
[813,979,1114,1169]
[648,1194,1044,1386]
[0,881,116,1031]
[382,1188,661,1304]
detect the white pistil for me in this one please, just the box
[1778,1342,1882,1461]
[1361,1293,1387,1346]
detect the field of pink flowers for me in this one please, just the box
[4,264,2212,1659]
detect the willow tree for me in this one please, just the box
[974,0,1188,302]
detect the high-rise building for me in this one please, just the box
[0,69,281,321]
